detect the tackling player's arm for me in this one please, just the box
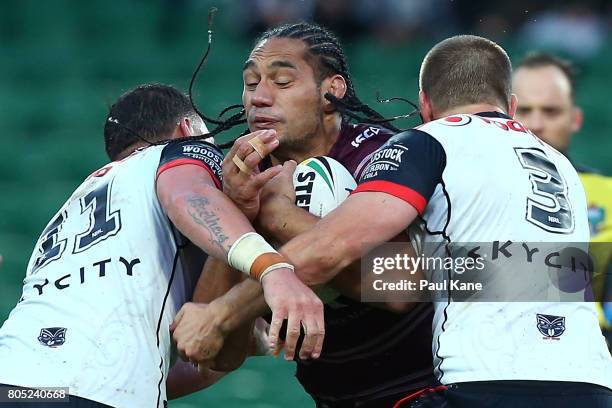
[282,130,443,283]
[158,136,324,363]
[195,130,439,356]
[270,130,445,344]
[173,257,268,371]
[255,159,420,310]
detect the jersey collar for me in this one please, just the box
[475,111,512,120]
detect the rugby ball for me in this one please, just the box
[293,156,356,303]
[292,156,357,217]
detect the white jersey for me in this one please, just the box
[355,112,611,388]
[0,139,223,407]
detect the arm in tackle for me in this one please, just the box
[158,133,325,364]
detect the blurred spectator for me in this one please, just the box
[314,0,362,39]
[518,4,608,59]
[237,0,315,36]
[353,0,455,43]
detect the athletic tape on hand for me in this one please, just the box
[232,155,251,175]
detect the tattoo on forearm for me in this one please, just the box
[186,196,231,254]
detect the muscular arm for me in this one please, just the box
[259,193,417,309]
[157,165,256,260]
[281,192,418,286]
[203,194,417,339]
[162,161,324,363]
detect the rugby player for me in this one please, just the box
[512,52,612,341]
[171,23,436,408]
[0,84,324,408]
[247,35,611,406]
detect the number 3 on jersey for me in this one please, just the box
[515,147,574,234]
[32,181,122,273]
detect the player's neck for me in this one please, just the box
[270,115,341,165]
[434,103,509,120]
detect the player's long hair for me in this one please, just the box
[254,22,403,130]
[107,14,419,150]
[192,20,420,148]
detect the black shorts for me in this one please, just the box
[397,381,612,408]
[0,384,111,407]
[313,387,434,408]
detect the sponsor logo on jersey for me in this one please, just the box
[38,327,67,347]
[351,126,381,147]
[440,114,472,126]
[536,314,565,340]
[360,144,407,180]
[371,145,406,164]
[28,256,140,298]
[181,145,223,166]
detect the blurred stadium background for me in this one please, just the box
[1,1,611,407]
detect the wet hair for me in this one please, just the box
[104,84,197,160]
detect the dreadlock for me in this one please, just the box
[108,19,413,152]
[253,22,401,132]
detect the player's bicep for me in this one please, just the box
[156,140,224,207]
[355,129,446,215]
[155,141,257,260]
[156,164,218,210]
[284,192,417,285]
[320,191,418,254]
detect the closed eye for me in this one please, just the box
[275,80,292,87]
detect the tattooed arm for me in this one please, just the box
[157,164,251,261]
[157,159,325,365]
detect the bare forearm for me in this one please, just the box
[280,193,417,286]
[281,230,358,286]
[213,279,269,334]
[258,200,319,244]
[193,258,246,304]
[212,320,254,372]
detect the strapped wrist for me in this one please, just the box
[228,232,294,281]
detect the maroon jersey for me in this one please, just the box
[294,123,436,406]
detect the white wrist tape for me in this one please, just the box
[258,262,294,282]
[228,232,292,280]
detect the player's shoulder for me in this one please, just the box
[332,122,396,178]
[381,127,439,151]
[338,122,395,150]
[420,112,528,134]
[157,138,224,186]
[160,138,222,159]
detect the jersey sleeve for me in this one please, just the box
[156,140,224,189]
[353,129,446,214]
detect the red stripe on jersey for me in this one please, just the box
[392,385,448,408]
[156,158,221,189]
[353,180,427,214]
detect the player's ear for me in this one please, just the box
[508,94,518,118]
[419,90,434,123]
[176,117,195,138]
[322,74,347,113]
[571,106,583,133]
